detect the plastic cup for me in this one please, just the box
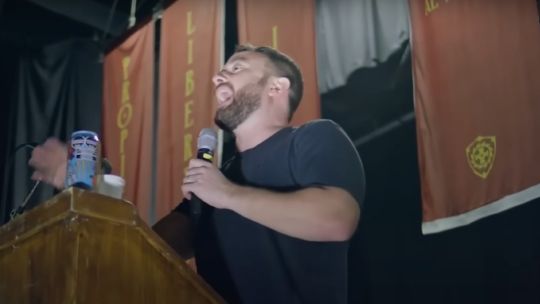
[96,174,125,199]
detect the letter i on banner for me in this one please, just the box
[272,25,278,49]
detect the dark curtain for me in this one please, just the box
[0,39,102,224]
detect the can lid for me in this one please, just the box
[72,130,98,135]
[72,130,99,139]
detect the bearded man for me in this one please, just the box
[30,44,365,304]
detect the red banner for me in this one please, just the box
[237,0,320,125]
[156,0,223,220]
[409,0,540,233]
[102,23,154,221]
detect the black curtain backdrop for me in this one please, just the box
[0,39,102,224]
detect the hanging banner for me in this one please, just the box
[156,0,223,220]
[409,0,540,233]
[237,0,320,125]
[102,22,154,222]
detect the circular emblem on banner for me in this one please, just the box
[117,103,133,129]
[466,136,496,179]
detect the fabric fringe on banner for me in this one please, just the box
[422,184,540,234]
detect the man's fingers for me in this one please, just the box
[185,166,208,178]
[31,171,43,181]
[188,158,212,168]
[29,138,67,165]
[28,147,45,167]
[43,138,60,146]
[30,147,57,167]
[183,175,196,184]
[183,171,204,184]
[43,138,66,152]
[181,184,193,200]
[182,158,218,201]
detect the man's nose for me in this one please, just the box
[212,73,227,86]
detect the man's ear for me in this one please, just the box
[269,77,291,97]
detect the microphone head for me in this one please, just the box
[197,128,218,152]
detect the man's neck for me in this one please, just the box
[234,122,286,152]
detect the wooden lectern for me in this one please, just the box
[0,188,223,303]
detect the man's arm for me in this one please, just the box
[29,138,196,256]
[152,211,194,259]
[28,138,67,189]
[182,159,360,242]
[227,184,360,242]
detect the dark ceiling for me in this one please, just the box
[0,0,413,147]
[0,0,161,50]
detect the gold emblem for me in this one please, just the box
[466,136,496,179]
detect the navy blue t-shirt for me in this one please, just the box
[175,119,365,304]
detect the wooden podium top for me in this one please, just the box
[0,187,223,304]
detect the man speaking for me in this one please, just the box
[30,44,366,304]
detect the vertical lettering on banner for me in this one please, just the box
[184,11,196,170]
[184,134,193,162]
[188,39,194,65]
[187,11,196,35]
[185,70,195,97]
[117,56,133,177]
[425,0,440,15]
[185,100,194,129]
[272,26,279,49]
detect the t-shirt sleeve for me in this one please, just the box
[290,119,366,207]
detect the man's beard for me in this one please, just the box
[214,82,264,132]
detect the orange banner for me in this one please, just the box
[156,0,223,220]
[102,22,154,222]
[409,0,540,233]
[237,0,320,125]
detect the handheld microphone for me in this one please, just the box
[196,128,218,163]
[191,128,218,222]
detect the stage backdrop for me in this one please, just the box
[102,22,154,222]
[409,0,540,234]
[156,0,223,220]
[0,40,102,224]
[237,0,320,125]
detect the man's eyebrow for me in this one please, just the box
[227,55,249,64]
[221,57,248,71]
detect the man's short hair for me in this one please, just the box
[235,44,304,121]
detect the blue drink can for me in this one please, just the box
[65,130,101,189]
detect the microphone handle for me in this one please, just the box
[191,195,202,217]
[190,148,214,225]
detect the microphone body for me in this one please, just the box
[191,128,218,223]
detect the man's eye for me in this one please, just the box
[232,66,242,72]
